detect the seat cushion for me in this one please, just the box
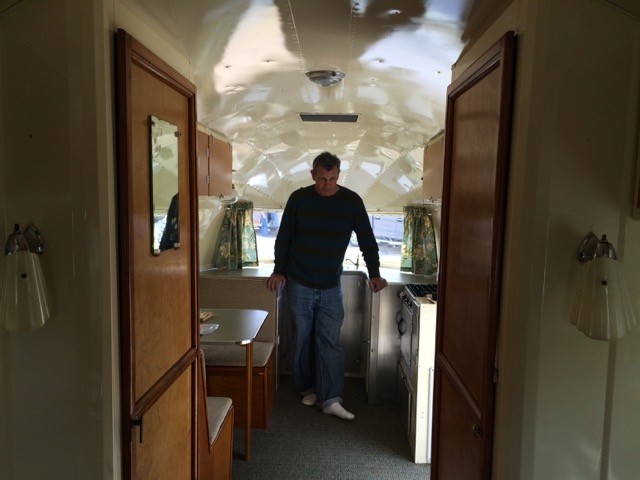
[202,341,274,367]
[206,396,233,444]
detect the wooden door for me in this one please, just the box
[115,29,199,479]
[431,32,516,480]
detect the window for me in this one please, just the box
[253,211,281,264]
[254,210,403,270]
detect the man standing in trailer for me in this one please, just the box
[266,151,388,420]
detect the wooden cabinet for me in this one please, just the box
[196,130,211,195]
[197,130,233,197]
[422,135,445,201]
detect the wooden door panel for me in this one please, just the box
[442,66,501,406]
[134,366,193,479]
[438,372,483,479]
[130,61,193,399]
[432,32,516,480]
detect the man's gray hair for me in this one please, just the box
[312,151,341,171]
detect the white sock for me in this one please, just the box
[301,393,317,406]
[322,402,355,420]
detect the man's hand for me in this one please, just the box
[368,277,388,293]
[266,273,286,292]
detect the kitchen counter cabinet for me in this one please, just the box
[200,266,437,403]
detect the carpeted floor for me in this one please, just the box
[232,374,430,480]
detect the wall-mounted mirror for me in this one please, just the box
[149,115,180,255]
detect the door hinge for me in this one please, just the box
[493,367,499,382]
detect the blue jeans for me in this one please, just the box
[287,279,345,409]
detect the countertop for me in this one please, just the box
[200,264,437,286]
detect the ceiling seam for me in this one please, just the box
[284,0,314,106]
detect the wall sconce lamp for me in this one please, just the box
[216,184,239,207]
[0,223,51,331]
[570,232,637,340]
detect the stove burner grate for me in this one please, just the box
[405,283,438,300]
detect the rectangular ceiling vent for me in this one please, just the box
[299,113,359,123]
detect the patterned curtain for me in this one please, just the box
[400,205,438,275]
[212,200,258,269]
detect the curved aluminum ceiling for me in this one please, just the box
[122,0,476,211]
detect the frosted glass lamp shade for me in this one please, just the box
[1,223,51,331]
[0,250,51,331]
[217,184,239,207]
[570,256,636,340]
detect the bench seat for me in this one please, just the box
[202,341,276,429]
[197,350,234,480]
[206,397,233,444]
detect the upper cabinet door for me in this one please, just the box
[431,31,516,480]
[197,130,211,196]
[115,28,200,480]
[196,130,233,197]
[422,135,445,201]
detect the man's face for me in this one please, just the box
[311,166,340,196]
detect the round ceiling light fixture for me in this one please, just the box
[306,70,345,87]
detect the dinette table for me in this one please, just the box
[199,308,268,460]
